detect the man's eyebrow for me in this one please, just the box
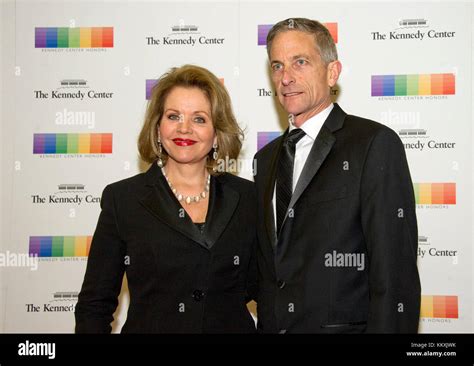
[291,54,310,60]
[270,54,310,64]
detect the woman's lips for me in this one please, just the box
[172,138,197,146]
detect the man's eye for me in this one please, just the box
[272,64,282,71]
[296,59,306,66]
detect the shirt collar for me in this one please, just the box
[289,103,334,140]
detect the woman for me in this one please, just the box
[75,65,257,333]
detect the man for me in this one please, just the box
[254,18,421,333]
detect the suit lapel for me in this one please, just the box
[284,103,347,226]
[287,126,335,210]
[138,163,239,250]
[138,163,208,248]
[204,175,240,248]
[263,134,286,249]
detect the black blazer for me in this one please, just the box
[75,163,257,333]
[254,103,421,333]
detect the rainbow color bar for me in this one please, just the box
[420,295,458,319]
[35,27,114,48]
[33,133,113,154]
[258,22,338,45]
[371,74,455,96]
[413,183,456,205]
[29,236,92,257]
[257,131,282,150]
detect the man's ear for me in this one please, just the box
[327,60,342,87]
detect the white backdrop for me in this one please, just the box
[0,0,473,333]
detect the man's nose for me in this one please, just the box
[281,68,295,86]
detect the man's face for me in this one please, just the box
[269,30,340,127]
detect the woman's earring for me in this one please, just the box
[212,142,218,172]
[212,142,218,161]
[157,134,163,168]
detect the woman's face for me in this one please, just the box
[159,86,216,167]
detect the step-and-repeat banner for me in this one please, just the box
[1,0,472,333]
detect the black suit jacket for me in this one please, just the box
[254,103,421,333]
[75,163,257,333]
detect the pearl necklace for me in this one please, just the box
[161,167,210,204]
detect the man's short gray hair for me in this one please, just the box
[266,18,338,65]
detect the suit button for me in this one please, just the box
[277,280,286,289]
[192,290,204,301]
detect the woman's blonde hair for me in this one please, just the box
[138,64,243,175]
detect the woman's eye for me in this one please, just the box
[168,114,180,121]
[194,116,205,123]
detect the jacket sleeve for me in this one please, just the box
[75,184,126,333]
[245,181,259,303]
[245,231,259,303]
[360,128,421,333]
